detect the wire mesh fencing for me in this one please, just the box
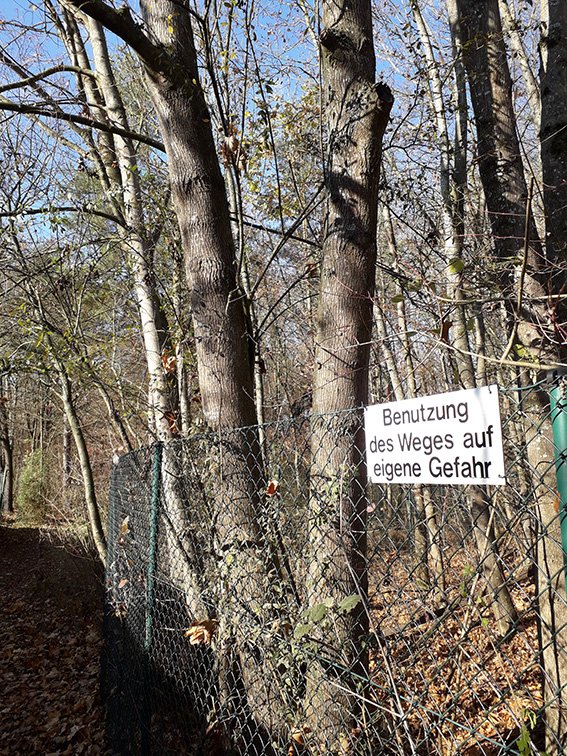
[103,380,567,755]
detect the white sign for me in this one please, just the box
[365,385,506,485]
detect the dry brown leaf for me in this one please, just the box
[184,619,218,645]
[119,517,130,536]
[291,726,312,746]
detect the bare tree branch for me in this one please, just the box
[0,204,126,227]
[0,65,96,95]
[0,97,165,151]
[61,0,164,69]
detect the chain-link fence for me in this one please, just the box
[102,379,567,755]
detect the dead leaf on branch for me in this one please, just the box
[117,516,130,545]
[266,479,279,497]
[184,619,218,645]
[291,725,312,747]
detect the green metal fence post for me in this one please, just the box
[141,442,162,755]
[550,370,567,586]
[145,442,162,652]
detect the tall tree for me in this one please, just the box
[411,0,517,637]
[457,0,567,748]
[59,0,297,748]
[306,0,393,745]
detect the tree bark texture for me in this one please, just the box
[458,0,567,748]
[540,0,567,352]
[65,0,294,747]
[456,0,549,350]
[306,0,393,747]
[0,397,14,514]
[137,0,257,433]
[539,0,567,486]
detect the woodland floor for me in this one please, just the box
[0,521,543,755]
[0,523,107,755]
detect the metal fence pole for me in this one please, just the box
[550,370,567,586]
[141,442,162,755]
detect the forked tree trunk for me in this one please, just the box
[306,0,393,747]
[66,0,292,747]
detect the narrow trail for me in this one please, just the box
[0,525,107,755]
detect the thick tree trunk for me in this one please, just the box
[117,0,258,433]
[142,44,286,727]
[306,0,392,747]
[66,0,293,747]
[456,0,546,328]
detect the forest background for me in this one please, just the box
[0,0,566,752]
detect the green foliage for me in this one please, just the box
[293,594,362,641]
[16,450,51,525]
[447,257,465,275]
[459,564,475,598]
[516,708,544,756]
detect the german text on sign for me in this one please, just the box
[364,385,506,485]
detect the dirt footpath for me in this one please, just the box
[0,525,107,755]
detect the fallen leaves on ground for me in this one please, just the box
[370,547,543,755]
[0,524,107,755]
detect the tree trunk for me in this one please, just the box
[0,396,14,514]
[414,0,517,635]
[498,0,541,128]
[540,0,567,350]
[538,1,567,749]
[62,410,72,487]
[306,0,393,746]
[59,370,107,563]
[383,201,445,597]
[66,0,294,746]
[85,17,179,441]
[457,0,567,747]
[456,0,546,331]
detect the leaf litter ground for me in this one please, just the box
[0,521,543,755]
[0,525,106,755]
